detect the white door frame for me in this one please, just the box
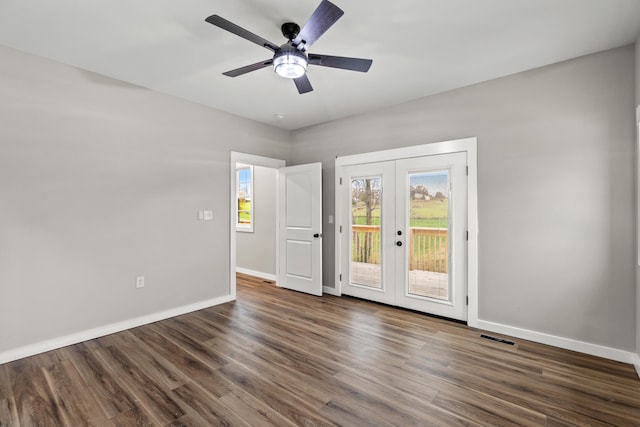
[637,105,640,267]
[229,152,286,299]
[335,137,479,327]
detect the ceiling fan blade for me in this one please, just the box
[308,54,372,72]
[294,75,314,94]
[205,15,279,51]
[223,59,274,77]
[292,0,344,49]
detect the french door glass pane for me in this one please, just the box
[407,171,450,300]
[351,177,382,288]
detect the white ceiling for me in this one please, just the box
[1,0,639,130]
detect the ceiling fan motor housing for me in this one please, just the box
[281,22,301,41]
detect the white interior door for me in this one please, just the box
[278,163,323,296]
[339,153,468,321]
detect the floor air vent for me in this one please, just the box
[480,334,515,346]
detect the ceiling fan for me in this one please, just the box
[205,0,373,94]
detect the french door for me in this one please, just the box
[340,152,467,320]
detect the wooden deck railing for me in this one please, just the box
[409,227,448,273]
[351,225,381,265]
[351,225,448,273]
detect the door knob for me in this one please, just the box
[396,241,402,247]
[313,233,320,238]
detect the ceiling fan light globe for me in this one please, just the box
[273,51,307,79]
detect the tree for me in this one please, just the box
[411,185,429,200]
[351,178,380,222]
[351,178,381,263]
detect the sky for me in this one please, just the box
[409,171,448,195]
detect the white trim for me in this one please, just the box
[235,267,276,282]
[636,105,640,266]
[466,140,479,327]
[334,137,478,326]
[230,152,286,299]
[336,137,477,166]
[323,285,341,296]
[636,105,639,379]
[334,163,343,296]
[477,319,637,364]
[0,295,234,365]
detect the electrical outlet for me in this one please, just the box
[136,276,145,288]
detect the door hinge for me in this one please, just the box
[340,177,343,185]
[466,166,469,176]
[466,230,469,240]
[339,274,342,281]
[466,296,469,305]
[340,225,342,233]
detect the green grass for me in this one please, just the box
[352,216,381,226]
[238,200,251,223]
[352,199,449,227]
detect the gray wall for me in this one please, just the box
[0,45,290,353]
[236,165,278,276]
[635,35,640,360]
[291,46,636,351]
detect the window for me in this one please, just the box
[236,163,253,232]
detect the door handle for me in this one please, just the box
[313,233,321,238]
[396,241,402,247]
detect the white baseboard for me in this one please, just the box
[323,285,340,296]
[235,267,276,282]
[0,294,235,365]
[476,320,636,364]
[634,353,640,379]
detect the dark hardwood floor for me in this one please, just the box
[2,273,640,426]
